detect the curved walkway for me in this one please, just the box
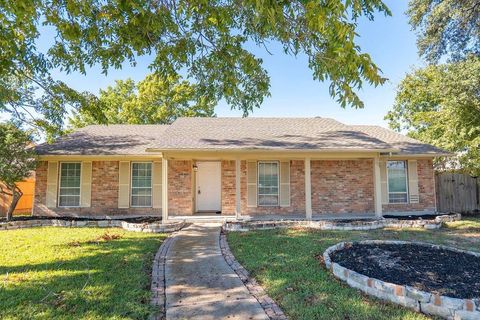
[163,223,269,320]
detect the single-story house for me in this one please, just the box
[34,117,449,221]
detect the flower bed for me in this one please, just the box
[323,240,480,319]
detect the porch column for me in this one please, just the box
[162,157,169,223]
[235,159,241,218]
[305,158,312,220]
[373,156,383,217]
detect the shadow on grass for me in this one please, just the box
[0,236,162,319]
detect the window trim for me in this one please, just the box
[257,161,280,207]
[130,161,153,208]
[386,160,409,204]
[58,162,82,208]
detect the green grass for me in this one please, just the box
[0,227,166,320]
[227,218,480,320]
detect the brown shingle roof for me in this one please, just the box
[36,118,448,156]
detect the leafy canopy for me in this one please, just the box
[408,0,480,63]
[1,0,391,137]
[386,56,480,175]
[69,74,215,128]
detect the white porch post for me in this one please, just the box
[373,156,383,217]
[305,158,312,220]
[235,159,241,219]
[162,157,169,223]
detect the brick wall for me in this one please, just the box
[311,159,375,214]
[382,159,436,213]
[168,160,193,215]
[221,160,236,215]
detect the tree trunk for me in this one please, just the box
[6,186,22,221]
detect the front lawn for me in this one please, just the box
[0,227,166,320]
[227,218,480,320]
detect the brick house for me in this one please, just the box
[34,117,449,221]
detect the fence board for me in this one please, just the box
[0,178,35,217]
[435,173,479,213]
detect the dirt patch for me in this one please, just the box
[331,243,480,299]
[382,213,456,220]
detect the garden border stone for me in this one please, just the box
[323,240,480,320]
[224,213,461,232]
[219,230,288,320]
[0,218,185,233]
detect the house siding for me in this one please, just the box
[311,159,375,214]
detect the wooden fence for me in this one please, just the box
[0,178,35,217]
[435,173,480,213]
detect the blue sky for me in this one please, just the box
[41,0,424,128]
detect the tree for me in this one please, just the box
[408,0,480,63]
[0,123,37,221]
[69,74,215,128]
[1,0,391,136]
[386,56,480,175]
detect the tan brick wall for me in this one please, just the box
[382,159,436,213]
[311,159,375,214]
[240,160,306,215]
[221,160,236,215]
[168,160,193,215]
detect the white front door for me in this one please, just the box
[196,161,222,212]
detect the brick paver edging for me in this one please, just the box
[219,231,288,320]
[0,219,185,233]
[150,229,181,320]
[224,213,461,232]
[323,240,480,320]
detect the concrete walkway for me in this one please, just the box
[165,223,269,320]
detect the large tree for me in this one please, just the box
[386,56,480,175]
[0,123,37,221]
[69,74,215,128]
[408,0,480,63]
[1,0,391,137]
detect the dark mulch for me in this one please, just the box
[382,213,455,220]
[0,216,162,223]
[331,243,480,299]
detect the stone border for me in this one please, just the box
[224,213,461,232]
[150,231,179,320]
[219,231,288,320]
[0,219,185,233]
[323,240,480,319]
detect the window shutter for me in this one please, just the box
[80,161,92,207]
[118,161,130,208]
[279,161,290,207]
[46,161,58,208]
[152,161,162,208]
[408,160,420,203]
[380,160,388,204]
[247,161,257,207]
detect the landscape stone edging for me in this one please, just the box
[0,219,185,233]
[224,213,461,232]
[323,240,480,320]
[219,231,288,320]
[150,231,180,320]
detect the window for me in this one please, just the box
[131,162,152,207]
[258,161,279,206]
[387,161,408,203]
[59,162,81,207]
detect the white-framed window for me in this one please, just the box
[131,162,152,207]
[258,161,279,206]
[58,162,81,207]
[387,160,409,203]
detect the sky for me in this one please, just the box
[22,0,425,128]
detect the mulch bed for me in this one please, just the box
[382,213,455,220]
[331,243,480,299]
[0,216,162,223]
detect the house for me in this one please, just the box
[34,117,449,221]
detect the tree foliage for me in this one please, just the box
[69,74,215,127]
[1,0,391,136]
[0,123,37,220]
[408,0,480,63]
[386,56,480,175]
